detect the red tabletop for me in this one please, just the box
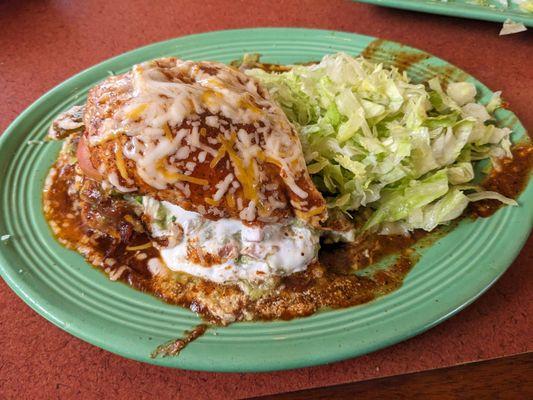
[0,1,531,399]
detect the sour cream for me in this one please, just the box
[140,197,320,284]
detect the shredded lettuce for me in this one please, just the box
[247,53,515,233]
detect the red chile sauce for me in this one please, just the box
[469,145,532,218]
[44,139,426,326]
[44,139,531,332]
[43,52,533,355]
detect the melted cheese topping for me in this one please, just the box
[139,197,319,284]
[89,58,322,224]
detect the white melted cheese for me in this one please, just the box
[140,197,319,284]
[93,58,312,218]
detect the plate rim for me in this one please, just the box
[354,0,533,26]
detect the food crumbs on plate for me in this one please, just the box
[27,140,47,145]
[151,324,209,358]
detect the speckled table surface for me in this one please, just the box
[0,1,531,399]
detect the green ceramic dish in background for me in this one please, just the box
[0,28,531,372]
[355,0,533,26]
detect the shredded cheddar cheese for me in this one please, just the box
[124,215,136,224]
[125,103,148,120]
[220,134,258,202]
[210,143,227,168]
[238,98,262,114]
[207,77,224,88]
[168,172,208,186]
[162,123,173,141]
[156,159,209,186]
[115,144,130,180]
[204,197,221,206]
[126,242,153,251]
[225,193,236,209]
[201,90,223,107]
[295,205,327,218]
[257,150,283,168]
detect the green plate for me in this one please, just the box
[0,28,531,372]
[355,0,533,26]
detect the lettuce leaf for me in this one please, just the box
[247,53,514,233]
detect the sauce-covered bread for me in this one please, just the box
[81,58,326,226]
